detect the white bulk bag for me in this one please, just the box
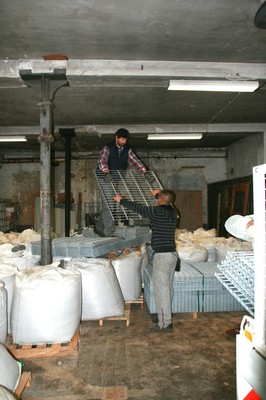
[67,258,124,320]
[0,265,16,333]
[0,254,40,271]
[111,251,143,301]
[0,386,17,400]
[11,265,82,344]
[0,281,7,344]
[0,343,21,392]
[176,241,208,262]
[215,237,252,262]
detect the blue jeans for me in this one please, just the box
[153,252,177,328]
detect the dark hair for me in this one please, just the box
[115,128,129,138]
[159,189,176,204]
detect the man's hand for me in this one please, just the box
[113,195,123,202]
[104,173,113,183]
[151,189,161,197]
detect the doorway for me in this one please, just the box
[174,190,202,231]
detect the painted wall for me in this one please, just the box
[227,132,265,179]
[0,163,40,226]
[0,134,263,230]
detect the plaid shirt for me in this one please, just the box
[98,145,146,173]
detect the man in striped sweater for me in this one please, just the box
[113,189,178,332]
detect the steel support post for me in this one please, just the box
[19,70,68,265]
[59,128,76,237]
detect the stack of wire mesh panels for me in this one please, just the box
[31,236,126,258]
[215,251,254,316]
[144,260,246,314]
[114,226,151,247]
[144,262,204,313]
[191,261,245,312]
[93,169,163,225]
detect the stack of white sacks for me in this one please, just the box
[0,343,21,399]
[0,228,145,344]
[175,227,252,263]
[0,228,145,395]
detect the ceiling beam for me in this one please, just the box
[1,60,266,80]
[1,123,266,136]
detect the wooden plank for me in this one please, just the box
[13,371,32,399]
[7,326,80,359]
[99,303,131,327]
[126,294,144,309]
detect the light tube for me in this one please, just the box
[148,133,202,140]
[168,80,259,92]
[0,136,27,142]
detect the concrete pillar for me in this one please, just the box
[19,70,68,265]
[59,128,76,237]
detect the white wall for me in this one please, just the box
[0,148,227,228]
[227,132,265,179]
[0,136,264,231]
[0,162,40,225]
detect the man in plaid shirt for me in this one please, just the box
[95,128,147,236]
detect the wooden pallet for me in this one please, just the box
[98,303,131,327]
[126,294,144,309]
[13,371,32,399]
[7,326,80,359]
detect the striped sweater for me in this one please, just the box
[120,199,177,253]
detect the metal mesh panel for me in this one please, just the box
[215,251,254,315]
[93,170,163,224]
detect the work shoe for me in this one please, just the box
[150,323,173,333]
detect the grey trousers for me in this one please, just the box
[153,252,177,328]
[95,196,115,236]
[95,178,123,236]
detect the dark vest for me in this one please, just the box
[107,141,129,171]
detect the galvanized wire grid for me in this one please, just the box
[94,170,163,224]
[215,251,254,315]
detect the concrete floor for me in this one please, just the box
[21,304,246,400]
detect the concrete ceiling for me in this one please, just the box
[1,0,266,156]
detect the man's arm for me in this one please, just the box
[113,192,159,219]
[98,145,110,173]
[127,148,147,173]
[114,190,160,203]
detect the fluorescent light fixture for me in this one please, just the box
[148,133,202,140]
[168,80,259,92]
[0,136,27,142]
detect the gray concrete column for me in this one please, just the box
[19,70,68,265]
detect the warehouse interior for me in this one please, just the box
[1,0,266,399]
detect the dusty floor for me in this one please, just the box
[20,304,246,400]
